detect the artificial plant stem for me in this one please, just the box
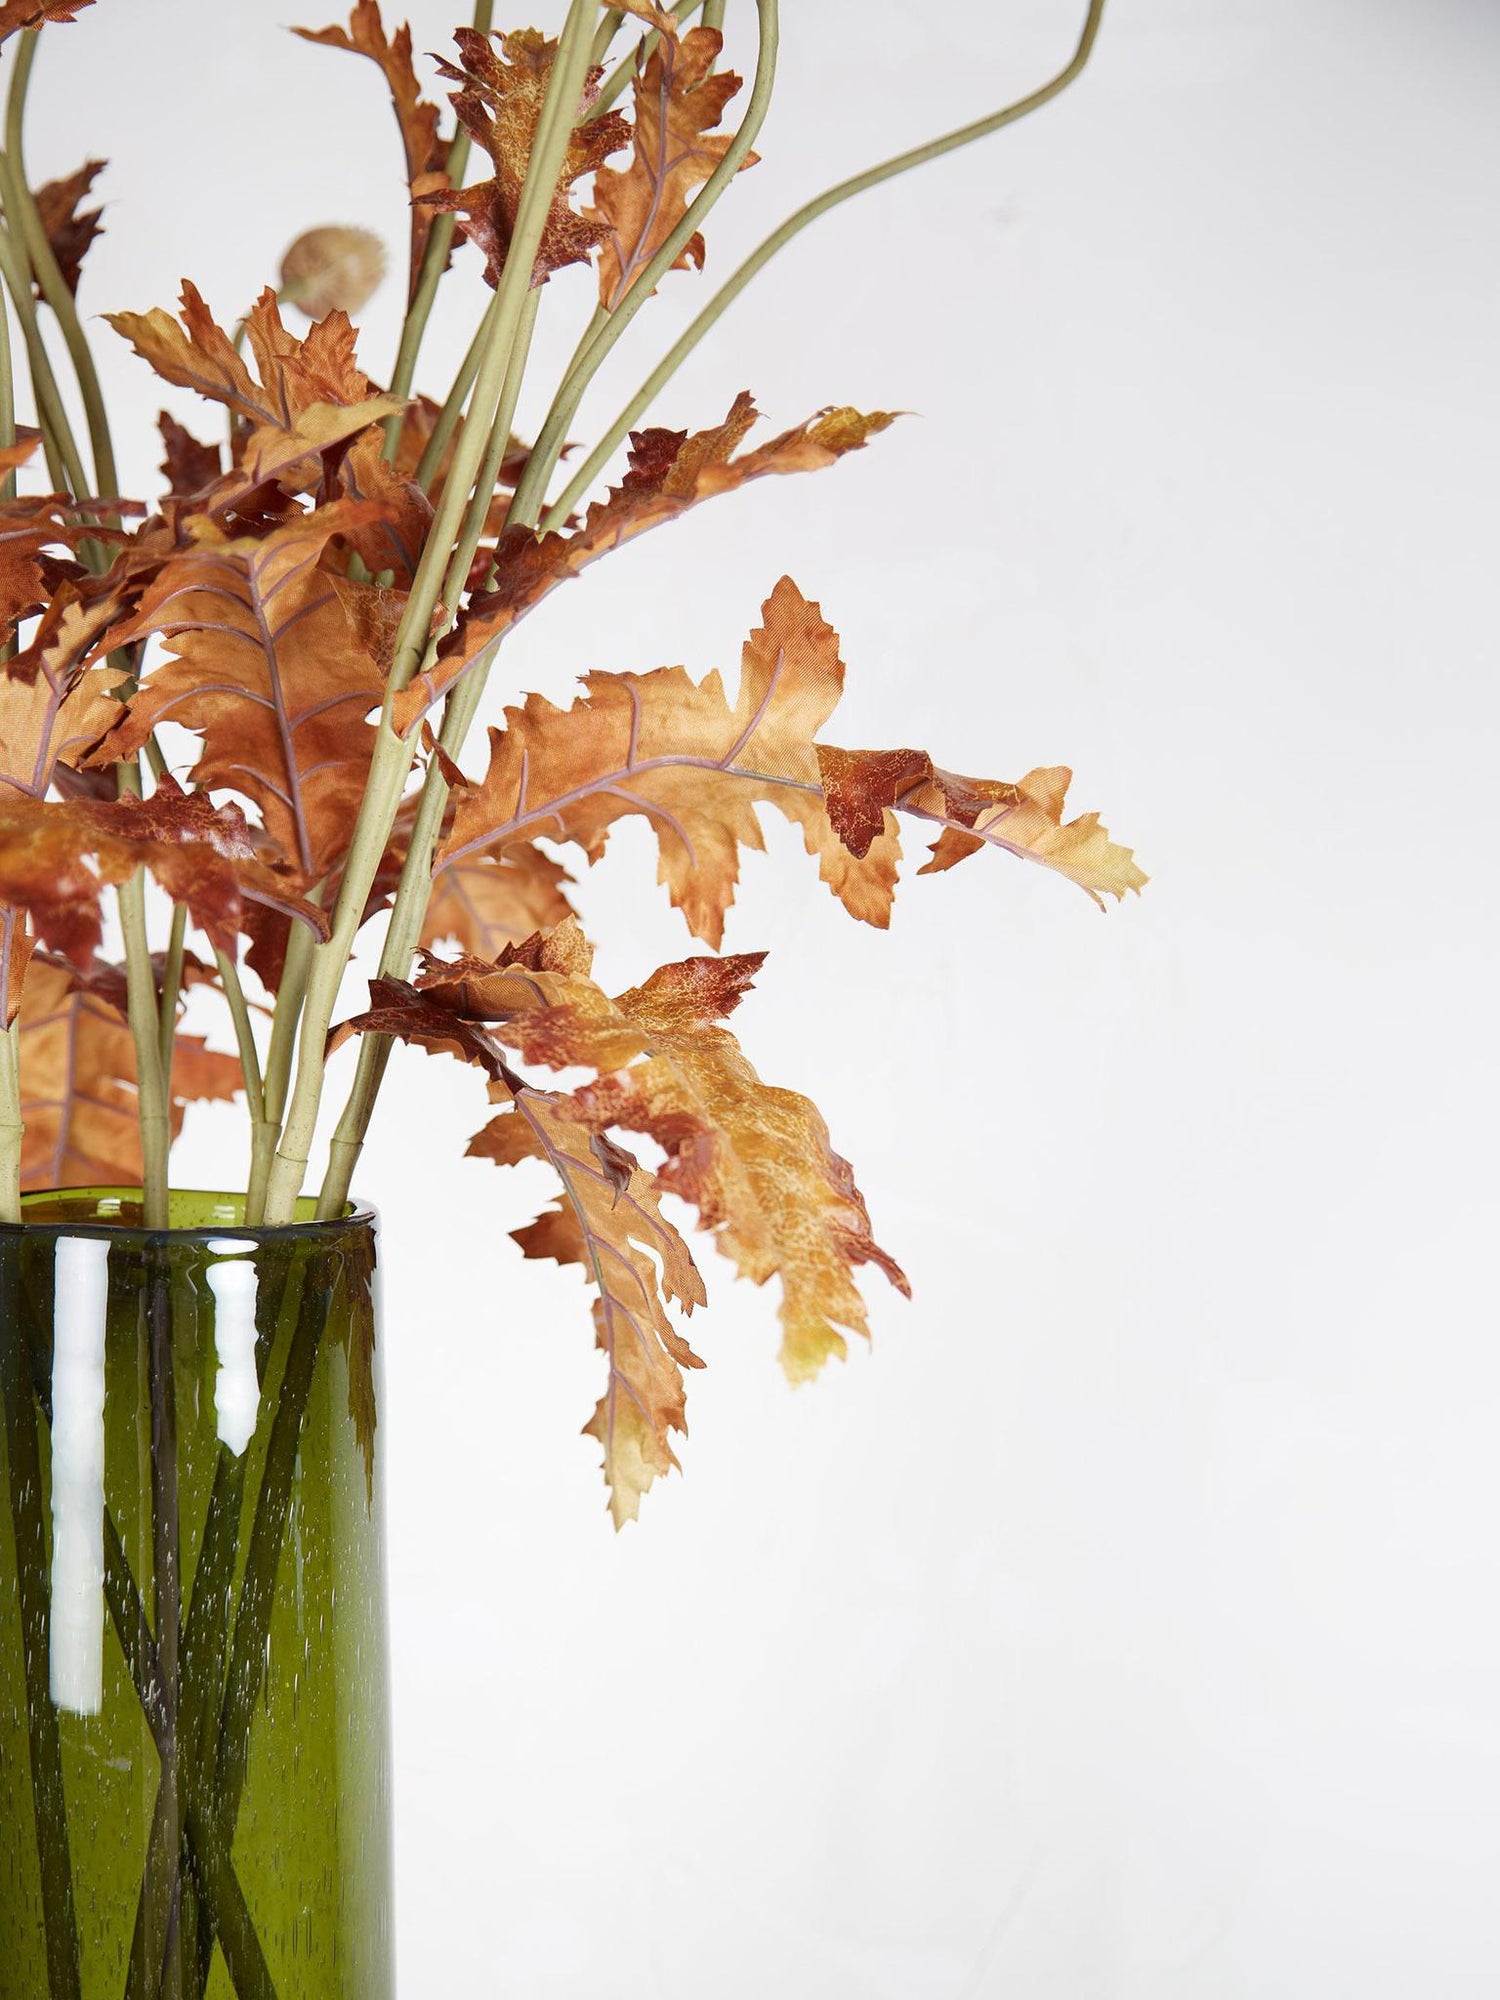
[0,1019,21,1224]
[0,1266,82,2000]
[546,0,1108,529]
[114,762,171,1228]
[588,0,708,119]
[261,0,603,1225]
[246,918,315,1225]
[413,307,486,494]
[507,0,777,528]
[6,30,119,502]
[0,177,88,500]
[315,284,543,1216]
[118,872,170,1226]
[318,667,486,1215]
[381,0,494,464]
[213,950,265,1128]
[157,902,188,1088]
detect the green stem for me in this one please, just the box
[0,1259,82,2000]
[4,30,119,504]
[701,0,726,32]
[588,0,708,120]
[105,1497,278,2000]
[213,950,265,1130]
[412,308,486,495]
[146,1254,183,2000]
[545,0,1107,530]
[157,902,188,1095]
[209,1253,322,1873]
[0,1017,21,1225]
[316,279,544,1217]
[262,0,603,1225]
[114,762,171,1229]
[246,918,315,1226]
[0,171,88,502]
[507,0,777,528]
[382,0,494,463]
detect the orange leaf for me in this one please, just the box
[498,950,909,1383]
[423,27,629,289]
[590,26,754,309]
[0,0,94,43]
[106,283,399,497]
[471,1084,705,1527]
[293,1,450,301]
[441,577,900,947]
[16,956,241,1193]
[32,159,105,298]
[395,396,897,730]
[0,782,327,969]
[87,502,389,882]
[818,748,1149,906]
[420,836,576,961]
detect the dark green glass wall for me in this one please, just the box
[0,1191,392,2000]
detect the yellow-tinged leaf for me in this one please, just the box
[470,1085,706,1527]
[500,951,910,1383]
[818,747,1148,905]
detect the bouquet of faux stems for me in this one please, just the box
[0,0,1140,1523]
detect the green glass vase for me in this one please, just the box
[0,1189,393,2000]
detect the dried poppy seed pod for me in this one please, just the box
[278,225,385,318]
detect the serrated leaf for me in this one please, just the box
[470,1084,705,1527]
[17,956,242,1192]
[294,1,450,301]
[423,27,629,289]
[590,26,754,309]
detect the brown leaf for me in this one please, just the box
[294,1,450,301]
[33,160,105,298]
[327,972,514,1077]
[441,577,900,947]
[395,396,896,728]
[16,955,242,1193]
[470,1083,705,1527]
[423,27,629,289]
[157,411,222,496]
[0,781,328,969]
[591,26,752,308]
[420,834,575,961]
[106,284,399,498]
[335,428,432,587]
[87,502,389,882]
[819,748,1149,906]
[496,950,909,1382]
[0,0,94,43]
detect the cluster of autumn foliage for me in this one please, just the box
[0,0,1136,1520]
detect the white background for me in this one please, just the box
[35,0,1500,1992]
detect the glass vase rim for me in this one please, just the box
[0,1186,377,1243]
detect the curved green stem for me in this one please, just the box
[0,171,88,501]
[545,0,1107,530]
[262,0,604,1225]
[5,30,119,504]
[507,0,777,529]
